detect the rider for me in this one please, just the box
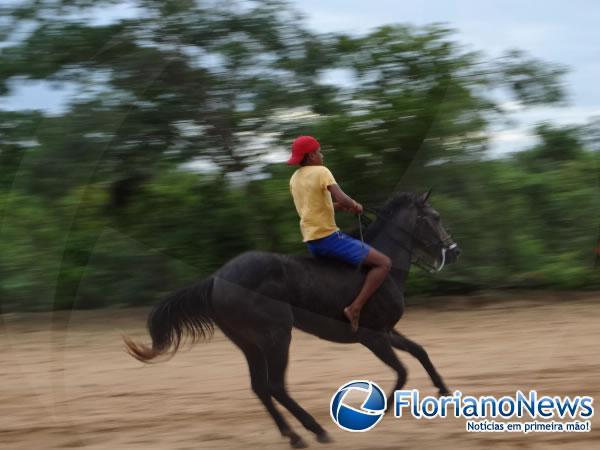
[287,135,391,332]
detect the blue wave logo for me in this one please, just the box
[330,380,387,432]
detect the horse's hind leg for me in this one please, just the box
[389,329,450,395]
[359,330,407,411]
[265,329,332,444]
[225,330,307,449]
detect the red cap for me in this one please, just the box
[287,135,320,165]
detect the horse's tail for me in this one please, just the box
[124,278,215,363]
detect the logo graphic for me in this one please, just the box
[330,380,387,432]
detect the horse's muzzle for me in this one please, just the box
[445,243,461,264]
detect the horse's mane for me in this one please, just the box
[376,192,418,217]
[356,192,418,240]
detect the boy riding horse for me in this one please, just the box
[288,135,392,332]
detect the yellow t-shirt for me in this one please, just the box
[289,165,339,242]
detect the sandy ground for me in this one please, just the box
[1,292,599,450]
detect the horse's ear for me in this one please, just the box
[419,189,432,204]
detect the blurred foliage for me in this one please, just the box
[0,0,598,311]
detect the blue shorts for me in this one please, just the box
[306,231,371,266]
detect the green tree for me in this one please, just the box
[3,0,594,312]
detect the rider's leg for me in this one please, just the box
[344,247,391,331]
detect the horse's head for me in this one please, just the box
[411,190,461,272]
[367,190,460,272]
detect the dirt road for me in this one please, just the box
[1,293,599,449]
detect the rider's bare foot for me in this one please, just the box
[344,307,360,332]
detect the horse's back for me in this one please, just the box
[211,250,403,335]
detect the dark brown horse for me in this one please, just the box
[125,191,460,447]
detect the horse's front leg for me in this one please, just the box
[358,330,408,411]
[389,329,450,396]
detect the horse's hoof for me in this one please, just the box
[316,432,333,444]
[438,389,451,397]
[290,436,309,448]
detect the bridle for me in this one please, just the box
[358,206,456,273]
[411,211,457,272]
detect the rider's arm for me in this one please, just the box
[333,201,349,211]
[327,184,363,214]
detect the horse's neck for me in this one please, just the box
[389,266,409,290]
[366,218,414,274]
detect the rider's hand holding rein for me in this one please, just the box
[330,186,363,215]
